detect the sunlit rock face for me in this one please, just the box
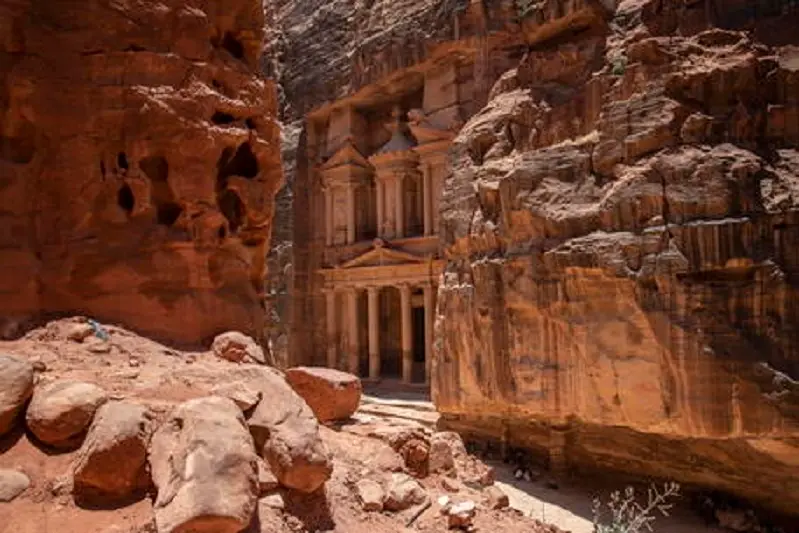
[274,0,799,515]
[0,0,282,345]
[435,0,799,516]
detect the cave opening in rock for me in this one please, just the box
[217,142,259,182]
[245,118,256,130]
[117,184,135,214]
[117,152,129,170]
[139,155,182,227]
[221,32,245,60]
[217,189,245,233]
[0,135,35,164]
[211,111,236,125]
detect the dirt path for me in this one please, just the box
[361,392,727,533]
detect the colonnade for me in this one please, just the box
[324,282,435,384]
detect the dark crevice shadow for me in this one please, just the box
[283,486,335,531]
[0,422,25,453]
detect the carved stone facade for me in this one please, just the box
[309,85,465,384]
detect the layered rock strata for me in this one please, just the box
[435,0,799,516]
[0,0,282,345]
[274,0,799,516]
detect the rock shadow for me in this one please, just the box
[282,486,335,531]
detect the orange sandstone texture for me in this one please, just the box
[274,0,799,517]
[0,0,282,346]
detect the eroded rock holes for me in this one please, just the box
[139,155,182,227]
[215,142,258,234]
[117,184,135,214]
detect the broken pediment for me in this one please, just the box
[338,239,428,268]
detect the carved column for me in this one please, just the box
[399,284,413,383]
[422,164,432,236]
[376,181,384,238]
[324,188,333,246]
[325,290,337,368]
[394,175,405,238]
[367,286,380,380]
[346,288,360,375]
[423,283,435,384]
[346,183,356,244]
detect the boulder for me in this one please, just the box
[26,380,107,448]
[0,469,30,502]
[66,323,94,342]
[148,396,258,533]
[429,434,456,473]
[284,366,362,422]
[384,473,427,512]
[211,332,267,365]
[72,401,154,504]
[447,500,476,529]
[246,368,332,493]
[483,485,509,509]
[259,492,285,511]
[0,355,34,436]
[212,380,262,412]
[355,479,384,512]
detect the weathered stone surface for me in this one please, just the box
[483,485,509,510]
[149,396,258,533]
[0,355,34,436]
[0,0,282,347]
[256,457,279,495]
[428,433,456,474]
[212,332,268,365]
[273,0,799,518]
[26,380,108,448]
[246,367,332,493]
[434,17,799,518]
[384,473,427,512]
[0,469,30,502]
[284,366,362,422]
[447,500,476,529]
[72,401,154,504]
[212,380,263,412]
[355,479,384,512]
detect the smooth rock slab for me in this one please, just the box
[285,366,362,422]
[149,396,258,533]
[0,355,34,437]
[72,401,154,504]
[26,380,107,448]
[0,469,30,502]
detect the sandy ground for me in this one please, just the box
[361,393,731,533]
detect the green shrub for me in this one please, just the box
[592,482,680,533]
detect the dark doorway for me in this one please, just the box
[412,305,425,383]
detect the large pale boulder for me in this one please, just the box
[211,332,268,365]
[0,469,30,502]
[246,368,332,493]
[148,396,258,533]
[0,355,34,436]
[284,366,362,422]
[26,380,107,448]
[384,473,427,512]
[72,401,154,504]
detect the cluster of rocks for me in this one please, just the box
[350,423,509,530]
[0,330,365,533]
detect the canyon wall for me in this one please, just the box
[273,0,799,515]
[0,0,282,345]
[435,0,799,516]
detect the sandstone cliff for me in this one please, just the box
[0,0,282,345]
[273,0,799,518]
[435,0,799,516]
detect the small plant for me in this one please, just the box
[515,0,542,20]
[592,482,681,533]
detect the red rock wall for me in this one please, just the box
[0,0,282,346]
[436,0,799,516]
